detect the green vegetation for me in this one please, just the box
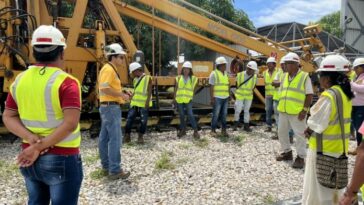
[233,135,246,147]
[155,151,176,170]
[193,137,210,148]
[0,159,20,178]
[89,168,108,180]
[83,153,99,166]
[315,11,342,38]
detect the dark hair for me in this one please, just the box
[180,67,194,82]
[319,71,355,100]
[33,46,63,62]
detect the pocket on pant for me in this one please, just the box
[38,160,66,185]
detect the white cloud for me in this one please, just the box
[254,0,341,27]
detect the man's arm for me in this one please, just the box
[3,109,40,144]
[100,87,129,100]
[145,77,153,108]
[340,143,364,205]
[17,108,81,167]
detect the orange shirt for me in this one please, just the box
[98,63,124,104]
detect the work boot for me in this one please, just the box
[210,129,218,138]
[137,133,144,144]
[265,127,272,132]
[232,121,239,131]
[243,123,252,132]
[292,156,305,169]
[123,133,131,143]
[289,135,294,144]
[271,133,278,140]
[193,130,200,140]
[108,170,130,180]
[177,129,186,138]
[276,150,293,161]
[221,129,229,137]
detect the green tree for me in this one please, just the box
[316,11,342,38]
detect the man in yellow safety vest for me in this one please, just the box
[233,61,258,132]
[209,56,230,137]
[263,57,278,132]
[124,62,153,144]
[3,25,83,204]
[276,52,313,169]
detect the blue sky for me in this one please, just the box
[234,0,341,28]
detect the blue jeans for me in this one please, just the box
[125,106,149,134]
[211,98,229,130]
[177,102,198,130]
[20,154,83,205]
[98,105,122,174]
[352,106,364,146]
[265,96,274,127]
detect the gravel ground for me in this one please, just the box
[0,126,357,205]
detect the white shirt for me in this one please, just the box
[307,96,332,133]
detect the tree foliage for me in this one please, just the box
[316,11,342,38]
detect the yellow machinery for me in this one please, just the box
[0,0,325,130]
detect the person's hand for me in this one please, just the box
[298,110,307,121]
[26,134,41,145]
[121,93,130,101]
[339,190,357,205]
[210,98,215,106]
[17,144,41,167]
[304,128,313,139]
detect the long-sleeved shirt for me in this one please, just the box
[307,95,332,134]
[351,73,364,106]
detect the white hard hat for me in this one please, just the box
[284,52,300,63]
[105,43,126,56]
[317,54,349,72]
[31,25,67,51]
[215,56,227,65]
[280,55,286,64]
[267,57,276,64]
[129,62,142,74]
[353,57,364,68]
[246,61,258,71]
[182,61,193,69]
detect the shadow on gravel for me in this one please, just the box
[272,195,302,205]
[104,179,139,196]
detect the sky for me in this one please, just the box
[234,0,341,28]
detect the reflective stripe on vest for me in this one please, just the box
[308,86,352,155]
[264,69,278,96]
[10,66,81,147]
[277,71,308,115]
[130,75,152,108]
[235,72,256,100]
[175,76,197,104]
[273,69,283,101]
[213,70,229,98]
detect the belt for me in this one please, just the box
[100,101,120,105]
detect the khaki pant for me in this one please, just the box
[278,112,307,158]
[234,99,252,123]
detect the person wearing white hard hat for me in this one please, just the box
[173,61,200,139]
[263,57,278,132]
[98,43,131,180]
[209,56,230,137]
[348,57,364,155]
[124,62,153,145]
[233,61,258,132]
[302,54,354,205]
[3,25,83,204]
[276,52,313,169]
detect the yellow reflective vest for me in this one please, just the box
[277,70,309,115]
[10,66,81,148]
[175,75,198,104]
[130,75,152,108]
[264,69,278,96]
[273,69,283,101]
[308,86,352,155]
[213,69,229,98]
[347,71,357,82]
[234,72,257,100]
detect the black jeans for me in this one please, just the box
[352,106,364,146]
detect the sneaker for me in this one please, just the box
[243,123,252,132]
[177,129,186,138]
[276,150,293,161]
[137,133,144,144]
[271,134,278,140]
[108,170,130,180]
[292,156,305,169]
